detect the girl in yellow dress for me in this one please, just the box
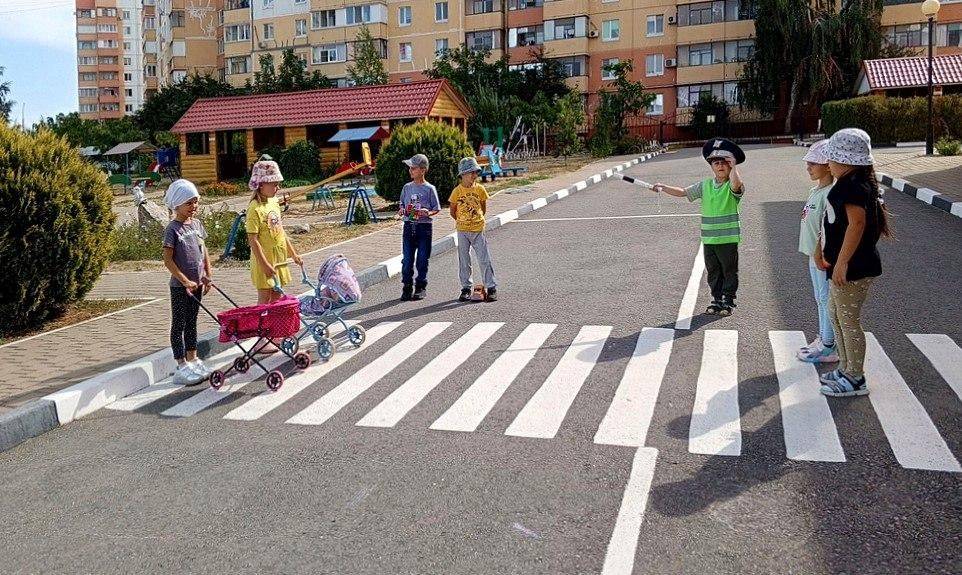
[246,158,303,305]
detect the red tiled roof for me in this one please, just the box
[171,79,471,133]
[863,54,962,90]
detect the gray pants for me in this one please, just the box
[457,231,497,289]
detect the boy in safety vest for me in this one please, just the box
[651,138,746,316]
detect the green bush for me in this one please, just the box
[352,203,371,225]
[232,224,251,260]
[375,120,475,204]
[0,125,116,334]
[200,209,240,250]
[821,95,962,144]
[278,139,321,180]
[935,136,961,156]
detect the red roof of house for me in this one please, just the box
[171,79,471,133]
[862,54,962,91]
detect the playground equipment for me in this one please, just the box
[479,144,528,183]
[101,141,161,192]
[305,142,379,225]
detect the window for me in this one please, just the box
[724,39,754,62]
[346,5,373,25]
[435,1,449,21]
[602,20,620,41]
[647,93,664,116]
[144,41,157,53]
[676,81,740,107]
[81,72,97,81]
[546,17,586,40]
[124,57,132,66]
[312,10,336,28]
[145,65,157,77]
[172,40,186,56]
[472,0,494,13]
[124,72,133,81]
[940,22,962,47]
[509,25,544,47]
[678,0,754,26]
[646,53,664,76]
[100,72,117,80]
[647,14,664,36]
[78,56,96,65]
[124,26,132,35]
[145,16,156,29]
[225,24,251,42]
[263,23,275,39]
[601,58,619,80]
[78,41,96,51]
[558,57,585,77]
[78,24,96,33]
[228,56,251,74]
[681,42,714,66]
[295,19,307,36]
[123,10,131,20]
[124,42,132,51]
[80,104,98,113]
[125,88,134,97]
[97,24,117,32]
[98,39,119,48]
[466,30,498,51]
[508,0,541,8]
[99,56,118,64]
[170,10,184,27]
[79,88,98,98]
[186,133,210,155]
[172,70,187,83]
[399,6,412,26]
[99,8,117,17]
[126,104,134,113]
[399,42,413,62]
[312,44,345,63]
[436,38,449,54]
[77,9,94,18]
[263,0,275,7]
[886,24,929,47]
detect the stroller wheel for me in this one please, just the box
[310,323,330,341]
[209,370,226,390]
[281,337,299,355]
[233,357,250,374]
[266,371,284,391]
[348,325,367,347]
[293,352,311,370]
[316,337,335,361]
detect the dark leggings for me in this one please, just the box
[170,285,202,360]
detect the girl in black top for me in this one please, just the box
[814,128,892,398]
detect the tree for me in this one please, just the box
[0,66,13,123]
[35,113,147,151]
[690,94,731,139]
[276,49,332,92]
[554,91,586,161]
[250,53,279,94]
[590,60,655,156]
[134,73,239,137]
[740,0,904,133]
[347,26,388,86]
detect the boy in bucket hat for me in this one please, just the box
[650,137,746,315]
[398,153,441,301]
[450,157,498,302]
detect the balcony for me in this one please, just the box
[225,0,251,9]
[544,35,588,56]
[564,75,587,91]
[676,62,745,84]
[465,11,502,31]
[543,0,587,20]
[676,20,755,44]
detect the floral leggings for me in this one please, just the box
[828,277,874,378]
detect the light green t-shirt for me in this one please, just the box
[798,183,834,257]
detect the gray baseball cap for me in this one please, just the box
[403,154,429,169]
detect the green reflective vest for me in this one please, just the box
[700,178,741,245]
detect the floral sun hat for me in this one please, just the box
[824,128,874,166]
[249,159,284,191]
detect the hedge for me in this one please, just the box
[374,120,475,204]
[821,95,962,144]
[0,125,115,334]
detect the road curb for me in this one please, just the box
[876,171,962,219]
[0,148,666,454]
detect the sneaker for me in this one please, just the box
[819,369,842,385]
[799,336,822,354]
[401,285,413,301]
[173,364,200,386]
[190,359,212,378]
[412,286,426,300]
[458,288,471,302]
[797,343,840,364]
[820,372,869,397]
[485,288,498,302]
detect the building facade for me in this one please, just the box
[78,0,962,127]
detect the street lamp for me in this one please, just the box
[922,0,941,155]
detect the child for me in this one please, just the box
[397,154,441,301]
[246,158,303,306]
[162,179,213,385]
[450,157,498,302]
[796,140,839,364]
[652,137,746,315]
[814,128,890,397]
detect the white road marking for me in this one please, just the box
[600,447,659,575]
[675,244,705,331]
[505,325,611,438]
[907,333,962,402]
[594,328,675,447]
[769,331,846,462]
[689,330,741,456]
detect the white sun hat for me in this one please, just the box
[824,128,874,166]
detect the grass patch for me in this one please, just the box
[287,220,398,254]
[0,299,150,345]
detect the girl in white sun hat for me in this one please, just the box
[813,128,892,398]
[796,139,839,364]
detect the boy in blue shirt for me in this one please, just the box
[398,154,441,301]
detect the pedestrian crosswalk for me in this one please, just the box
[107,320,962,473]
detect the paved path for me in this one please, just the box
[0,155,645,415]
[2,145,959,574]
[873,146,962,202]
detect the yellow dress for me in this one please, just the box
[245,198,292,289]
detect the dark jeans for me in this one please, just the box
[170,285,202,360]
[401,221,433,288]
[704,242,739,302]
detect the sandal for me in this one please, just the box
[705,301,722,315]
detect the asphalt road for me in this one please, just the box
[2,145,960,575]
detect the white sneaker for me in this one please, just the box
[798,336,821,356]
[173,364,199,385]
[190,359,212,378]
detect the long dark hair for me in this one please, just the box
[855,165,893,239]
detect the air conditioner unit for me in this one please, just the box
[258,40,268,48]
[665,58,677,67]
[587,30,598,38]
[667,15,677,25]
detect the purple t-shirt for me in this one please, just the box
[163,219,207,287]
[400,181,440,223]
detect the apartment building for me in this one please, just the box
[77,0,962,128]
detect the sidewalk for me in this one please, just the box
[0,153,655,415]
[871,146,962,203]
